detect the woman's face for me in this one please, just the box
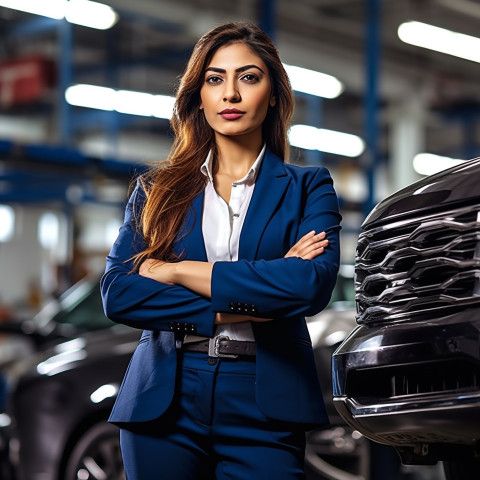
[199,42,275,140]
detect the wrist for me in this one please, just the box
[172,261,183,285]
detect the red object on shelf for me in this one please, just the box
[0,56,56,107]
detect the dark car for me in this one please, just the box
[332,157,480,479]
[0,279,139,480]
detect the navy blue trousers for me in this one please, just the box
[120,351,306,479]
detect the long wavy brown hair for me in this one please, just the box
[132,21,294,268]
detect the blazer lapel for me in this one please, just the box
[239,150,291,259]
[176,190,208,261]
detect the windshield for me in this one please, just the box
[49,280,112,331]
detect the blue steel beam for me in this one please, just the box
[258,0,276,42]
[364,0,381,216]
[304,94,324,165]
[6,17,60,37]
[0,138,146,175]
[58,19,74,145]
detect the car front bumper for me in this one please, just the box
[332,312,480,452]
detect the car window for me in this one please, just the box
[52,285,112,330]
[327,266,355,308]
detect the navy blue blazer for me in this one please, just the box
[101,149,341,429]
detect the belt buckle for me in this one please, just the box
[208,335,238,359]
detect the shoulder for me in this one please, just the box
[283,162,334,188]
[265,149,332,180]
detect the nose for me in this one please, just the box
[223,78,240,103]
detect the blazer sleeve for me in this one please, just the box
[210,167,341,319]
[100,180,216,337]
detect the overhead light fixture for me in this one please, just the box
[65,0,118,30]
[413,153,466,176]
[0,0,66,18]
[0,204,15,243]
[288,124,365,157]
[65,84,175,119]
[283,63,344,99]
[398,21,480,63]
[0,0,118,30]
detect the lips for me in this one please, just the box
[219,108,245,120]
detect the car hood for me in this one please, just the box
[363,157,480,229]
[4,326,140,381]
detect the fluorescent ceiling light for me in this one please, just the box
[0,0,118,30]
[413,153,466,176]
[152,95,177,120]
[65,84,175,119]
[283,63,343,99]
[0,205,15,242]
[0,0,66,19]
[289,124,365,157]
[65,0,118,30]
[65,84,116,111]
[398,21,480,63]
[115,90,156,116]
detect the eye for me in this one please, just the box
[241,73,260,83]
[206,75,223,85]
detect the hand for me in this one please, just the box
[285,231,328,260]
[139,259,176,284]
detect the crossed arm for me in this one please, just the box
[138,230,329,324]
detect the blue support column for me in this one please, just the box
[105,27,121,158]
[7,17,60,38]
[258,0,276,41]
[58,20,74,145]
[461,108,478,160]
[305,95,323,165]
[364,0,381,216]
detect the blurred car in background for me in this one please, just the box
[0,279,139,480]
[332,157,480,480]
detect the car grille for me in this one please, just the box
[346,358,480,400]
[355,204,480,324]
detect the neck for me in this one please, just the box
[214,132,264,179]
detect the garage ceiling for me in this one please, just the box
[0,0,479,206]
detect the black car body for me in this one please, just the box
[332,157,480,468]
[0,279,139,480]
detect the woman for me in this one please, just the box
[101,21,341,480]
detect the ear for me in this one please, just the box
[199,100,204,110]
[269,96,276,107]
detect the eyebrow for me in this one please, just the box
[205,64,265,74]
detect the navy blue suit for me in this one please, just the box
[101,149,341,477]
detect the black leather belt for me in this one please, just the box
[182,335,256,358]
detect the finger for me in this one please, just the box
[285,231,327,258]
[295,239,328,257]
[302,246,326,260]
[296,231,326,250]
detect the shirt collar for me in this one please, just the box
[200,143,266,185]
